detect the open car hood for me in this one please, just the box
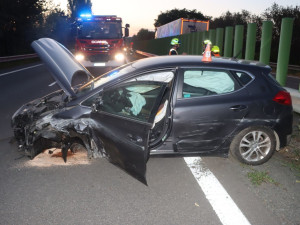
[32,38,93,98]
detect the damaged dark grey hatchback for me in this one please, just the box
[12,38,293,183]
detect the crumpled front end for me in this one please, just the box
[11,90,103,161]
[11,90,66,157]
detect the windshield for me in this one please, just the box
[78,21,122,39]
[77,63,136,96]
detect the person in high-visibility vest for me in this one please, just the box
[211,45,220,57]
[169,38,181,55]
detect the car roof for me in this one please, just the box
[74,55,272,103]
[131,55,272,74]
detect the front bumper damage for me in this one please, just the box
[11,91,103,162]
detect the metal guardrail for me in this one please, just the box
[135,50,157,58]
[0,53,38,63]
[269,62,300,71]
[2,51,300,72]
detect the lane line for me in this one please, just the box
[0,64,43,77]
[184,157,251,225]
[48,81,57,87]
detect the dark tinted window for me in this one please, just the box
[78,21,122,39]
[233,71,253,86]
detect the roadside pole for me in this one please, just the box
[259,21,273,65]
[209,29,216,46]
[245,23,257,60]
[216,28,224,56]
[233,25,244,59]
[195,31,202,55]
[224,26,233,57]
[276,18,294,87]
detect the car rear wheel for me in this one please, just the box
[230,127,276,165]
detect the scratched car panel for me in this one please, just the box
[12,38,293,184]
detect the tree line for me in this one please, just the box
[134,4,300,64]
[0,0,91,57]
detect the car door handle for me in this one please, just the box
[127,134,143,143]
[230,105,248,111]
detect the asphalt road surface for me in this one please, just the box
[0,63,299,225]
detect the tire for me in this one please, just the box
[229,126,276,165]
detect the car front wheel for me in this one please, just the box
[230,126,276,165]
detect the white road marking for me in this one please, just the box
[0,64,42,77]
[48,81,57,87]
[184,157,251,225]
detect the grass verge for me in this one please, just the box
[247,169,278,186]
[278,112,300,176]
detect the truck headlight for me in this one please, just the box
[115,53,125,61]
[75,54,85,61]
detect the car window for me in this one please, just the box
[233,71,253,86]
[182,69,235,98]
[100,71,174,122]
[126,71,173,83]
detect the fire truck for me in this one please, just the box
[74,14,130,67]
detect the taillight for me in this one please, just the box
[272,91,292,105]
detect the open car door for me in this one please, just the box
[90,79,170,184]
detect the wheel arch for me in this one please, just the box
[229,125,277,165]
[273,130,280,151]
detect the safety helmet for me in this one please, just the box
[171,38,181,46]
[203,39,212,45]
[211,45,220,53]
